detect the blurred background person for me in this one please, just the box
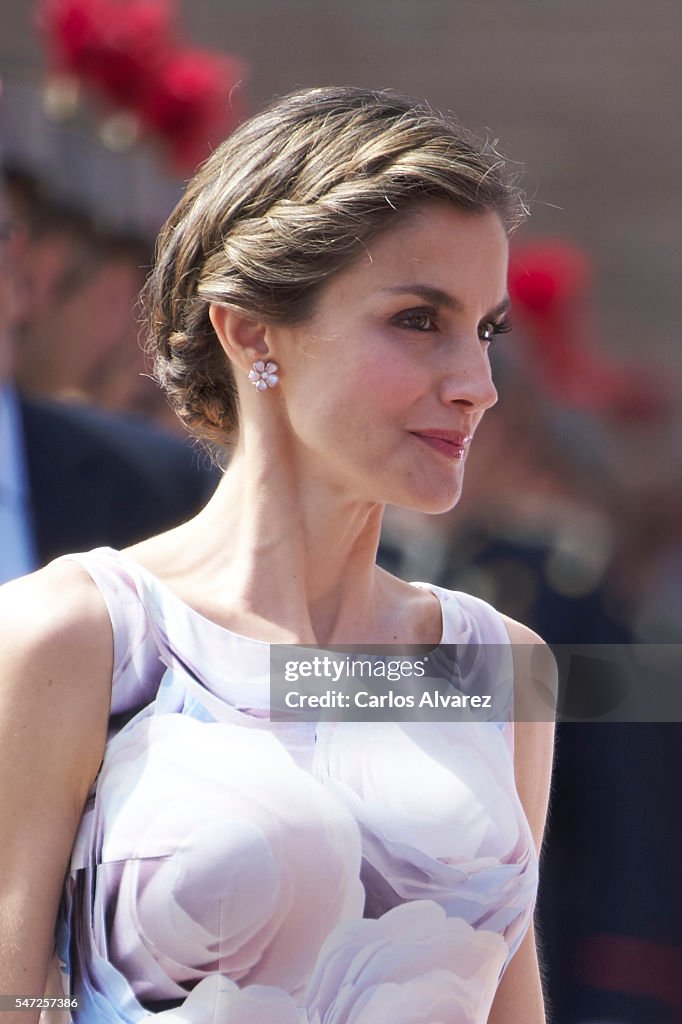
[0,96,218,584]
[4,165,177,427]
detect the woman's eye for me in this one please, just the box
[395,309,437,332]
[479,318,512,344]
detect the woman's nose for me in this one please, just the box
[439,337,499,413]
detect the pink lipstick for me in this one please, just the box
[410,430,472,460]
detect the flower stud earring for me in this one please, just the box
[248,360,279,391]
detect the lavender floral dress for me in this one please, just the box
[49,547,538,1023]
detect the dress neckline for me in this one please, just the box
[101,546,452,648]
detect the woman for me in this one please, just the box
[0,87,555,1022]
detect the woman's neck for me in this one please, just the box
[167,444,391,645]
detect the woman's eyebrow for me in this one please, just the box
[382,285,511,319]
[382,284,460,309]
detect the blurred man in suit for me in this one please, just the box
[0,171,218,584]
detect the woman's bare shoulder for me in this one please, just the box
[0,558,113,667]
[497,613,546,646]
[0,560,114,782]
[499,613,556,686]
[497,611,558,709]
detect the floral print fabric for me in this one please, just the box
[50,548,538,1023]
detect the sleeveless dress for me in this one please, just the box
[50,547,538,1024]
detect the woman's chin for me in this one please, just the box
[394,482,464,517]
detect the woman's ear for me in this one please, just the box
[209,304,270,374]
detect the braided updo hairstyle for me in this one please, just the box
[143,86,526,447]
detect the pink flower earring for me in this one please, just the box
[248,359,279,392]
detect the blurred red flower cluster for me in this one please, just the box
[36,0,246,169]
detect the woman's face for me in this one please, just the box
[267,200,510,515]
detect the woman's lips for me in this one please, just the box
[410,431,472,460]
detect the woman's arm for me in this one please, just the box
[0,563,112,1023]
[488,619,557,1024]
